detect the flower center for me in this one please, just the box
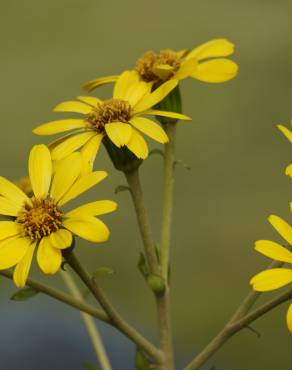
[135,49,182,82]
[17,198,63,241]
[87,99,132,132]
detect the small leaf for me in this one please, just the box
[11,287,39,301]
[149,148,164,158]
[135,348,157,370]
[175,159,191,170]
[147,275,166,296]
[92,267,115,279]
[114,185,130,194]
[138,253,150,280]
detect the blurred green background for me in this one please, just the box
[1,0,292,369]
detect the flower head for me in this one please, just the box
[83,39,238,91]
[250,214,292,332]
[33,71,191,165]
[0,145,117,287]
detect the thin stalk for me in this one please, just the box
[184,260,284,370]
[61,270,112,370]
[160,122,177,280]
[64,251,163,364]
[125,169,174,370]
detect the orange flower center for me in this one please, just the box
[87,99,132,132]
[17,198,63,241]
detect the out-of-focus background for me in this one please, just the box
[1,0,292,369]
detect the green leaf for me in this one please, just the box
[92,267,115,279]
[138,253,150,280]
[135,349,157,370]
[149,148,164,157]
[10,287,39,301]
[114,185,130,194]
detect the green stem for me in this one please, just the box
[61,270,112,370]
[184,260,284,370]
[125,169,174,370]
[160,122,177,280]
[64,251,163,364]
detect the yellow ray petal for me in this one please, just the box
[287,303,292,333]
[185,39,235,61]
[105,122,132,147]
[66,200,118,218]
[29,145,52,199]
[48,131,81,151]
[153,64,174,80]
[37,237,62,274]
[59,171,107,206]
[250,268,292,291]
[51,131,96,161]
[126,128,148,159]
[50,152,82,202]
[142,109,192,121]
[13,242,36,288]
[53,101,92,115]
[113,70,140,100]
[133,79,178,113]
[83,75,119,92]
[77,96,102,107]
[285,164,292,178]
[0,236,30,269]
[268,215,292,246]
[0,197,22,216]
[80,134,103,174]
[174,59,198,80]
[63,217,109,243]
[33,119,86,136]
[0,176,28,207]
[255,240,292,263]
[0,221,20,241]
[130,117,168,143]
[277,124,292,143]
[126,81,152,107]
[190,59,238,83]
[49,229,72,249]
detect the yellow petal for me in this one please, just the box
[269,215,292,246]
[13,242,36,288]
[63,217,109,243]
[190,59,238,83]
[37,237,62,274]
[53,101,92,114]
[80,134,103,174]
[142,109,192,121]
[287,304,292,333]
[0,236,30,269]
[126,81,152,107]
[113,70,140,100]
[105,122,132,148]
[50,152,82,202]
[83,75,119,92]
[277,124,292,143]
[255,240,292,263]
[130,117,168,143]
[77,96,102,106]
[286,164,292,178]
[0,196,22,216]
[66,200,118,218]
[174,59,198,80]
[49,229,72,249]
[133,79,178,113]
[0,176,28,207]
[250,268,292,291]
[33,119,86,136]
[153,64,174,80]
[126,128,148,159]
[0,221,20,241]
[51,131,96,161]
[185,39,235,61]
[59,171,107,206]
[29,145,52,199]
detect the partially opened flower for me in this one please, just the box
[250,214,292,332]
[277,120,292,178]
[0,145,117,287]
[33,71,191,166]
[84,39,238,91]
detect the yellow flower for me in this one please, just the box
[83,39,238,91]
[0,145,117,287]
[33,71,191,164]
[250,214,292,332]
[277,121,292,178]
